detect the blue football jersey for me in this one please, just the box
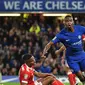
[52,25,85,58]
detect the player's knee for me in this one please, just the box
[79,77,85,82]
[76,71,85,82]
[78,75,85,82]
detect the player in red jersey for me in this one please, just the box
[19,53,64,85]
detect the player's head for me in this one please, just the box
[22,53,36,67]
[64,15,74,29]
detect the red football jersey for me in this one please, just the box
[19,64,35,85]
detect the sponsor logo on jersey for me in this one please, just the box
[24,74,28,79]
[72,40,82,45]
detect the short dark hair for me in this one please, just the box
[65,15,72,19]
[22,53,32,61]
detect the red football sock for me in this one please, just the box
[52,80,64,85]
[67,72,75,85]
[73,74,76,84]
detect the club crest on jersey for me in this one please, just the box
[24,74,28,79]
[78,35,81,39]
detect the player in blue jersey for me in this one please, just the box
[42,15,85,84]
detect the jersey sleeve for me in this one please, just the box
[51,34,60,44]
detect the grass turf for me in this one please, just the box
[0,82,20,85]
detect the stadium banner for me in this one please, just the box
[0,0,85,12]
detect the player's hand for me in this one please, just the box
[41,55,46,59]
[40,55,46,62]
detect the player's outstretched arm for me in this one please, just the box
[42,41,54,56]
[34,70,55,78]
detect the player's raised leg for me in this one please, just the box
[68,60,85,84]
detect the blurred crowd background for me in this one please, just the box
[0,13,85,76]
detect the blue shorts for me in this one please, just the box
[67,59,85,73]
[67,51,85,73]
